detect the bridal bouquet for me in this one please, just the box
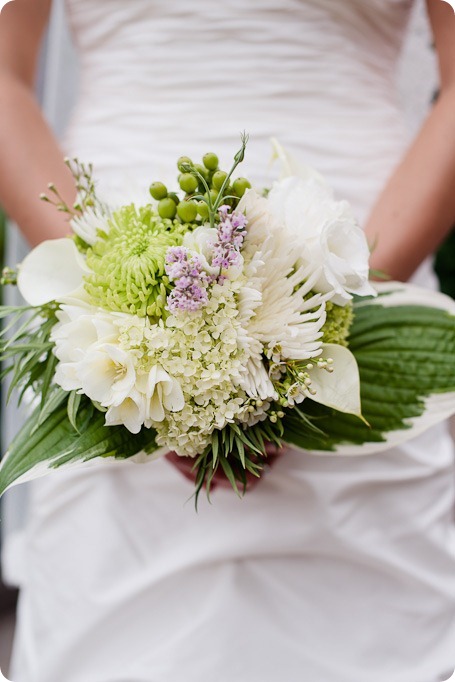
[1,136,454,500]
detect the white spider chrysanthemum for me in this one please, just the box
[70,204,111,246]
[238,189,326,363]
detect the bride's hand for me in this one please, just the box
[166,442,285,492]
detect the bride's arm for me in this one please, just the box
[0,0,76,246]
[364,1,455,281]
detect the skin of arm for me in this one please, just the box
[364,0,455,281]
[0,0,76,246]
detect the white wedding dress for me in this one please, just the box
[9,1,455,681]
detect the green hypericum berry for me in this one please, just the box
[177,156,193,172]
[149,182,168,201]
[203,152,219,171]
[179,173,199,194]
[204,189,219,205]
[233,177,252,197]
[177,200,198,223]
[197,201,209,219]
[158,197,177,219]
[194,164,209,181]
[212,170,228,190]
[168,192,180,205]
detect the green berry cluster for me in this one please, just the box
[149,148,252,225]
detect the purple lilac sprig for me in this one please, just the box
[165,247,210,313]
[165,207,248,314]
[211,205,247,280]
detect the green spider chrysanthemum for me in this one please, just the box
[322,300,354,346]
[84,205,196,318]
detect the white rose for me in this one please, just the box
[267,176,376,305]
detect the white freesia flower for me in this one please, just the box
[52,304,140,404]
[70,204,111,246]
[105,388,147,434]
[267,175,376,306]
[17,238,90,306]
[51,304,118,363]
[77,343,137,407]
[137,365,185,424]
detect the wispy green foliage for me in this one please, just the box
[0,396,159,497]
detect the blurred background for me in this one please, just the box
[0,0,452,675]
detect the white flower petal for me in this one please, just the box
[307,343,362,417]
[162,378,185,412]
[105,390,145,434]
[238,191,326,360]
[238,356,277,400]
[54,362,82,392]
[70,205,111,246]
[270,138,326,185]
[182,224,219,275]
[148,389,166,422]
[139,365,185,423]
[267,174,374,306]
[18,238,89,306]
[77,349,119,404]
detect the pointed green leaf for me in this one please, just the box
[0,397,160,496]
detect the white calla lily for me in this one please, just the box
[18,238,89,306]
[270,138,326,184]
[308,343,362,417]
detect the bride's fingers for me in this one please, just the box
[165,444,288,491]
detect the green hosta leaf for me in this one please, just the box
[283,283,455,454]
[0,396,161,496]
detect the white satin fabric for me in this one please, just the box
[11,2,455,681]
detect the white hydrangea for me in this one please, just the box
[143,279,265,456]
[50,274,270,452]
